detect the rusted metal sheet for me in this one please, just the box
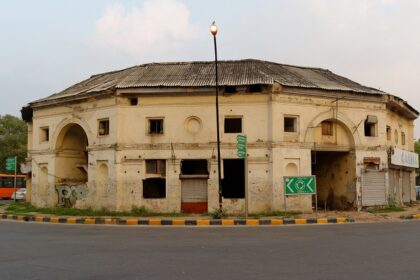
[31,59,386,106]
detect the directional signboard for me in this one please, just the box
[236,135,247,159]
[5,157,16,171]
[284,176,316,195]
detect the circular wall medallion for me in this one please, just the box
[185,116,202,134]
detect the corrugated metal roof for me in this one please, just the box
[32,59,385,104]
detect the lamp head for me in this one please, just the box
[210,21,218,36]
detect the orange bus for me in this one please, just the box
[0,174,26,199]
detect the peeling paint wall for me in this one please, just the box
[27,86,417,213]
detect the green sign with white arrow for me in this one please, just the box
[236,135,247,159]
[5,157,16,171]
[284,176,316,195]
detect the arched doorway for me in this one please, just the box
[55,123,89,185]
[310,119,357,210]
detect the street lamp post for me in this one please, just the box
[210,21,223,213]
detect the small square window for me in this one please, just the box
[148,119,164,134]
[146,159,166,175]
[98,119,109,136]
[322,121,333,136]
[130,98,138,106]
[40,127,49,142]
[224,117,242,133]
[284,116,297,133]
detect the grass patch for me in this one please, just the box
[0,203,5,207]
[244,211,300,219]
[367,206,405,213]
[5,203,185,217]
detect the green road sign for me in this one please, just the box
[284,176,316,195]
[236,135,247,159]
[236,135,246,144]
[5,157,16,171]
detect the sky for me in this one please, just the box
[1,0,419,138]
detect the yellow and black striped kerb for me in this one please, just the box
[0,214,355,226]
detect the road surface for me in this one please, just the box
[0,220,419,280]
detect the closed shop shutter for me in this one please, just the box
[388,169,399,204]
[181,179,208,203]
[361,170,386,206]
[402,171,411,203]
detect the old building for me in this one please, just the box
[21,59,418,213]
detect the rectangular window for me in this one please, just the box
[148,119,164,134]
[181,160,209,175]
[224,117,242,133]
[98,119,109,136]
[143,178,166,198]
[386,126,391,141]
[284,116,297,133]
[40,127,49,142]
[364,115,377,137]
[322,121,333,136]
[401,132,406,145]
[146,159,166,176]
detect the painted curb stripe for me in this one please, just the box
[149,219,161,226]
[412,214,420,219]
[246,219,259,225]
[126,219,138,225]
[172,219,185,226]
[221,219,234,226]
[197,219,210,226]
[270,219,283,225]
[0,214,353,226]
[317,218,328,224]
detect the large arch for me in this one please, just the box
[54,123,89,184]
[303,110,361,147]
[304,110,358,210]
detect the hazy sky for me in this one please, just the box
[1,0,419,138]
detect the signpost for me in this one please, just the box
[236,135,248,218]
[284,175,317,216]
[5,157,17,202]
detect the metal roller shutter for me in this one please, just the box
[181,179,208,203]
[402,171,411,203]
[361,170,386,206]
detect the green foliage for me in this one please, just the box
[415,139,420,176]
[5,203,183,217]
[0,115,27,173]
[367,205,405,213]
[209,208,228,219]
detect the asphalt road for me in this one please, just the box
[0,220,420,280]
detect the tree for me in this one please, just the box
[415,139,420,179]
[0,115,27,174]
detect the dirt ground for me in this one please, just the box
[295,201,420,223]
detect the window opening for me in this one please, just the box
[322,121,333,136]
[146,160,166,176]
[130,98,138,106]
[224,117,242,133]
[284,117,297,132]
[386,126,391,141]
[98,119,109,136]
[143,178,166,198]
[40,127,49,142]
[364,115,377,137]
[181,160,209,175]
[401,132,406,145]
[149,119,164,134]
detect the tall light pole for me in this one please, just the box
[210,21,223,213]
